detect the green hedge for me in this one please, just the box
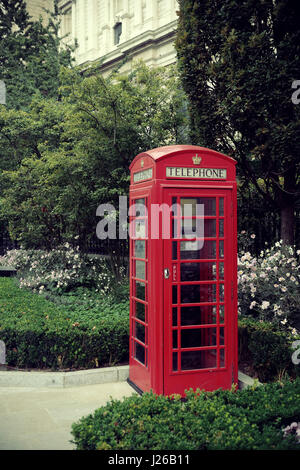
[0,278,129,369]
[1,278,299,378]
[71,378,300,450]
[238,317,300,382]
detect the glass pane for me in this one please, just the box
[219,198,224,216]
[135,281,145,300]
[181,305,217,326]
[135,301,145,321]
[134,198,146,217]
[181,350,217,370]
[219,219,224,237]
[180,240,216,260]
[134,321,145,343]
[219,240,224,258]
[180,219,216,238]
[180,198,203,217]
[172,307,177,326]
[181,284,216,303]
[135,260,145,279]
[134,240,145,258]
[180,262,217,281]
[204,219,216,237]
[181,284,200,303]
[173,352,178,371]
[172,197,178,216]
[134,342,145,364]
[181,198,216,216]
[172,241,177,260]
[181,327,217,348]
[180,218,201,238]
[135,220,146,238]
[199,198,216,216]
[220,327,225,346]
[172,285,178,304]
[219,284,224,302]
[172,219,178,238]
[219,262,224,280]
[173,330,178,349]
[220,348,225,367]
[219,304,225,323]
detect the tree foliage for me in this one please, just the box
[0,62,189,251]
[0,0,75,110]
[176,0,300,245]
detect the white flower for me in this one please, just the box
[250,301,256,309]
[250,234,256,239]
[281,286,287,292]
[261,301,270,310]
[281,318,288,325]
[279,277,285,282]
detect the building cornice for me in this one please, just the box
[79,20,178,72]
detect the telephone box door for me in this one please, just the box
[163,188,237,395]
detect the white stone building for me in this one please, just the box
[25,0,54,23]
[57,0,179,73]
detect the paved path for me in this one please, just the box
[0,382,136,450]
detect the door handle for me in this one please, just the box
[164,268,170,279]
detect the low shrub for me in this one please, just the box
[238,240,300,333]
[70,378,300,450]
[238,318,300,382]
[0,245,127,296]
[0,278,129,369]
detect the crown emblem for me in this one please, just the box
[141,159,144,168]
[192,154,202,165]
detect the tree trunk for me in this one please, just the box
[280,167,296,246]
[280,203,295,245]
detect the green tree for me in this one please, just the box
[0,62,189,260]
[0,0,75,110]
[176,0,300,246]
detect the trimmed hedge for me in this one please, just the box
[0,278,129,369]
[71,378,300,450]
[0,278,299,378]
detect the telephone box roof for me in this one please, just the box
[129,145,236,169]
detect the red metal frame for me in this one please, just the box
[129,145,237,397]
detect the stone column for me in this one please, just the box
[169,0,178,21]
[89,0,98,55]
[120,0,130,42]
[145,0,158,29]
[134,0,143,30]
[102,0,111,53]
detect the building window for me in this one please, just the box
[114,22,122,45]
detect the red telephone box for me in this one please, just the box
[128,145,237,397]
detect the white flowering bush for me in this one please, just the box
[238,239,300,335]
[0,244,126,296]
[283,422,300,444]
